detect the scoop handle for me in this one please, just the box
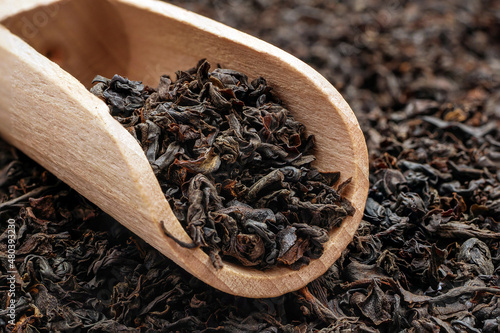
[0,23,191,260]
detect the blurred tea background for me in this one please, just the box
[169,0,500,131]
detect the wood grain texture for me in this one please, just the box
[0,0,369,298]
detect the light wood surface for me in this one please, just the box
[0,0,369,298]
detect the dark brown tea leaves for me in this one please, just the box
[2,1,500,331]
[90,60,354,270]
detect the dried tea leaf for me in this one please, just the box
[90,61,354,269]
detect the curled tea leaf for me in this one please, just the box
[90,61,353,269]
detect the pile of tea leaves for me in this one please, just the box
[1,0,500,332]
[89,59,354,270]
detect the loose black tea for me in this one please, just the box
[2,0,500,331]
[90,59,355,270]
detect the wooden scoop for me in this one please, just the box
[0,0,368,298]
